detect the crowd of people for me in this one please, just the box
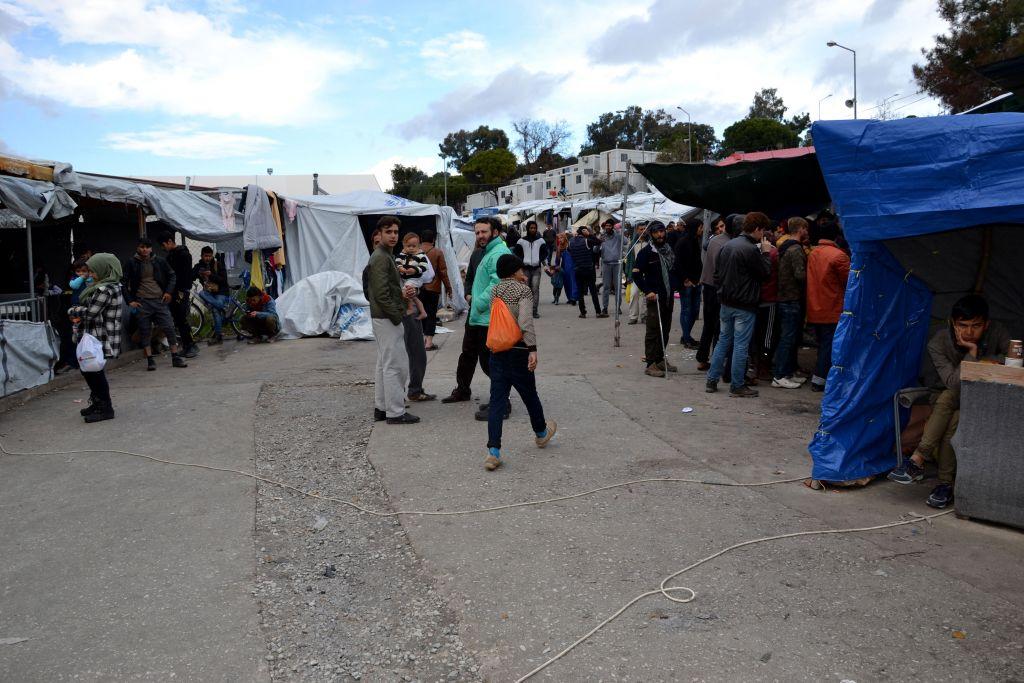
[67,231,280,423]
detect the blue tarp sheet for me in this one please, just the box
[808,114,1024,481]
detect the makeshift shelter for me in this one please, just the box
[808,114,1024,482]
[636,151,831,219]
[279,190,466,312]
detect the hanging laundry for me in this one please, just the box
[242,184,282,251]
[284,198,298,222]
[219,192,239,232]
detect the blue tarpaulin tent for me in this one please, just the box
[808,113,1024,481]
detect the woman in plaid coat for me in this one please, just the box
[68,254,123,423]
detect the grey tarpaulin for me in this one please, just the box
[242,184,283,251]
[0,176,77,221]
[0,320,58,397]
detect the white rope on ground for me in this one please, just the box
[515,508,955,681]
[0,441,805,517]
[0,441,952,680]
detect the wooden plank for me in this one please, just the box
[0,155,54,182]
[961,360,1024,388]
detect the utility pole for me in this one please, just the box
[676,106,692,161]
[442,157,448,207]
[614,164,628,348]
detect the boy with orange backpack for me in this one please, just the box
[483,254,557,471]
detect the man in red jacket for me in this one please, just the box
[805,221,851,392]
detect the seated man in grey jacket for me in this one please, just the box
[888,294,1010,509]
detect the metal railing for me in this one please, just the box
[0,295,46,322]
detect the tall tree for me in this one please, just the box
[743,87,811,139]
[580,106,686,156]
[913,0,1024,112]
[656,123,719,161]
[462,148,518,203]
[408,172,470,208]
[512,118,572,174]
[388,164,428,197]
[720,118,800,156]
[438,125,510,170]
[748,88,788,120]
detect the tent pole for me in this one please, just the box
[615,166,628,347]
[26,220,34,304]
[973,227,993,294]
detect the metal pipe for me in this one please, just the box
[25,220,34,304]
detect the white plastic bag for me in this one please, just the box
[76,333,107,372]
[334,303,373,341]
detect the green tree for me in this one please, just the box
[388,164,428,197]
[462,148,518,203]
[408,172,470,208]
[720,118,800,156]
[744,87,811,138]
[438,125,510,170]
[913,0,1024,112]
[656,123,719,161]
[748,88,788,120]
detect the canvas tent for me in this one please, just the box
[808,113,1024,482]
[279,190,467,312]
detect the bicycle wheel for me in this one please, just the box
[228,301,254,339]
[189,301,205,339]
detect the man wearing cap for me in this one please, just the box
[598,219,623,318]
[483,253,557,471]
[632,221,677,377]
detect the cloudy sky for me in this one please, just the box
[0,0,949,189]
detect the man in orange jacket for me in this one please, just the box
[805,221,850,392]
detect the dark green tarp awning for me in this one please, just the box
[636,156,831,219]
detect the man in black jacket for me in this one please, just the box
[705,212,772,397]
[159,231,198,357]
[673,217,703,349]
[568,226,601,318]
[123,237,188,371]
[632,221,676,378]
[442,233,487,404]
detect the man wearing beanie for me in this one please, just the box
[483,254,557,471]
[632,221,677,378]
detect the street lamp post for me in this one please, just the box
[818,93,833,120]
[675,106,692,161]
[827,41,857,119]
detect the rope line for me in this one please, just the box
[0,441,951,680]
[517,508,954,681]
[0,441,803,517]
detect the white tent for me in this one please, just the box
[280,190,467,312]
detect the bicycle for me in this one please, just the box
[189,283,255,341]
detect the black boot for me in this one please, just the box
[84,401,115,423]
[80,394,99,416]
[172,354,188,368]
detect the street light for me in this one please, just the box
[441,156,448,207]
[675,106,692,162]
[818,93,833,120]
[827,41,857,119]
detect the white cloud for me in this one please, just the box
[104,127,278,159]
[0,0,358,125]
[397,66,565,140]
[421,30,486,60]
[368,154,441,192]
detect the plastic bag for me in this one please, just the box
[76,333,106,372]
[335,303,373,341]
[486,298,522,353]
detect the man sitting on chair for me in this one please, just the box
[888,294,1010,509]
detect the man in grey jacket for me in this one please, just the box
[598,219,623,317]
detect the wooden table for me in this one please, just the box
[954,361,1024,529]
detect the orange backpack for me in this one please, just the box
[486,298,523,352]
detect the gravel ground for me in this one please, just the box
[252,381,481,682]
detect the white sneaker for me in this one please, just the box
[787,375,808,385]
[772,377,802,389]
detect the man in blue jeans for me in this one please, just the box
[706,212,773,397]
